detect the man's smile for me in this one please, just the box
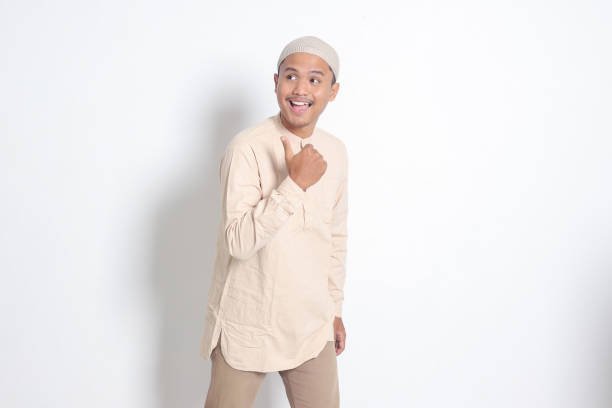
[288,99,312,114]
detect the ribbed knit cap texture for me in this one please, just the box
[277,36,340,81]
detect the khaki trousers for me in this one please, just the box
[204,336,340,408]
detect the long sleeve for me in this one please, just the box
[328,151,348,318]
[220,144,306,261]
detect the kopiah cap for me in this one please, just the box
[277,36,340,81]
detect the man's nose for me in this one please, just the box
[292,77,309,95]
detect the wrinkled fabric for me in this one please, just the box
[199,112,348,372]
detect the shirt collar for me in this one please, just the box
[272,111,318,148]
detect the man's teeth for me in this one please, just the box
[291,101,309,106]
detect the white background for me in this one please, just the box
[1,1,611,407]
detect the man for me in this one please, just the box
[200,35,348,408]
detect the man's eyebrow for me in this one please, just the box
[283,67,326,76]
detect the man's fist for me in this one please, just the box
[333,316,346,356]
[280,136,327,191]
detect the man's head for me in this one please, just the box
[274,36,340,137]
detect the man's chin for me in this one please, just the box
[281,110,311,128]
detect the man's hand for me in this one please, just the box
[333,316,346,356]
[280,136,327,191]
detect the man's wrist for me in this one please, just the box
[288,173,307,192]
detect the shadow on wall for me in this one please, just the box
[149,87,282,408]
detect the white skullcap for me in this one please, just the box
[277,36,340,81]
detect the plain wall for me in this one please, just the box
[1,0,610,407]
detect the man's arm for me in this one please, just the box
[220,144,305,261]
[328,147,348,318]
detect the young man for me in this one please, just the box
[200,35,348,408]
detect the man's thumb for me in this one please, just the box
[280,136,294,163]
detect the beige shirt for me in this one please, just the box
[199,112,348,372]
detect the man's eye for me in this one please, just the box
[286,74,296,80]
[311,78,320,84]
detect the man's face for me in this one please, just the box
[274,52,339,136]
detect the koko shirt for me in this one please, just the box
[199,111,348,372]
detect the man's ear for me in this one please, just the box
[273,73,278,93]
[329,82,340,101]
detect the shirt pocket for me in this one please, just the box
[313,202,333,227]
[320,176,342,220]
[310,179,340,235]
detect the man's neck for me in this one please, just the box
[279,113,315,139]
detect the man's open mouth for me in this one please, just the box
[289,100,312,114]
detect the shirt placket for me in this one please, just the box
[299,138,313,229]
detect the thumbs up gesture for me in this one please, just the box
[280,136,327,191]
